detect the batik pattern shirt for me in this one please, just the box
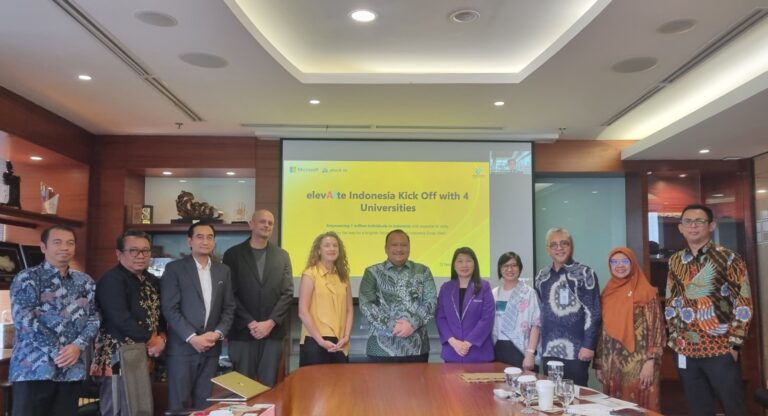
[665,240,752,358]
[10,261,100,382]
[497,283,541,356]
[90,266,162,377]
[534,261,601,360]
[359,260,437,357]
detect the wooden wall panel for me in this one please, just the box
[87,168,131,277]
[123,173,145,225]
[0,87,93,164]
[96,136,259,168]
[625,172,649,276]
[87,136,270,277]
[534,140,635,173]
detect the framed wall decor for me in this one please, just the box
[141,205,154,224]
[21,244,45,268]
[0,242,24,282]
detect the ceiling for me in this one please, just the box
[1,0,767,160]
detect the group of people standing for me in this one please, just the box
[9,209,294,415]
[299,203,753,415]
[7,203,753,416]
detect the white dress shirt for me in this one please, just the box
[186,255,213,343]
[194,255,213,325]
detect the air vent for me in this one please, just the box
[661,8,768,84]
[241,123,503,131]
[602,7,768,126]
[374,125,502,131]
[52,0,203,121]
[242,124,366,129]
[602,85,665,126]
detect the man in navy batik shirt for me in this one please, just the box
[10,224,101,416]
[534,227,601,387]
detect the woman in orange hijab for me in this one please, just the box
[594,247,665,411]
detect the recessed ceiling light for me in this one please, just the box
[591,191,599,194]
[679,173,688,178]
[449,9,480,24]
[309,99,320,105]
[179,180,187,183]
[78,74,92,81]
[29,156,43,161]
[611,57,658,74]
[722,156,741,161]
[758,189,767,194]
[646,171,652,175]
[494,101,505,107]
[350,10,376,22]
[179,52,228,69]
[699,149,710,154]
[134,10,178,27]
[226,171,236,176]
[657,18,697,34]
[238,180,246,183]
[712,193,724,197]
[162,171,173,176]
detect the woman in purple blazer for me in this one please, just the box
[436,247,496,363]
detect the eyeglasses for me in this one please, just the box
[681,218,709,227]
[501,263,519,270]
[609,258,631,266]
[548,240,571,249]
[122,248,152,258]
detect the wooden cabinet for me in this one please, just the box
[0,132,90,286]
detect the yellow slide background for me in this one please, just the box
[282,161,489,278]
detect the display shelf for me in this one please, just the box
[125,223,250,233]
[0,205,84,229]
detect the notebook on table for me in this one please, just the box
[207,371,271,402]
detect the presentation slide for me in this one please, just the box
[281,140,533,296]
[283,160,490,278]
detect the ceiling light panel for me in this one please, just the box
[222,0,611,83]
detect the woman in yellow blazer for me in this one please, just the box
[298,231,353,366]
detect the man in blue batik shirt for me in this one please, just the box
[534,227,601,387]
[10,224,101,416]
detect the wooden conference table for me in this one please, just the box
[211,362,662,416]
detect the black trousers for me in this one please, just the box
[299,337,349,367]
[12,380,82,416]
[495,340,524,366]
[366,353,429,363]
[165,353,218,411]
[677,353,745,416]
[542,356,590,387]
[494,340,539,372]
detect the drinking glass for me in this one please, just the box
[521,381,537,414]
[559,379,575,415]
[510,376,521,400]
[503,367,522,398]
[547,361,564,394]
